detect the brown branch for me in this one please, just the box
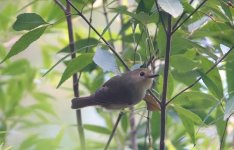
[55,0,86,149]
[166,45,234,105]
[159,15,172,150]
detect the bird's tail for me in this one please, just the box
[71,96,97,109]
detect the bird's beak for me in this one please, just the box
[147,74,159,78]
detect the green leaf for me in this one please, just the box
[136,0,154,14]
[220,1,233,22]
[151,112,160,141]
[173,91,218,109]
[198,71,223,99]
[2,59,30,75]
[224,94,234,119]
[174,105,202,124]
[216,107,226,140]
[0,26,47,63]
[53,127,65,146]
[57,53,94,88]
[174,105,200,144]
[182,0,194,13]
[158,0,184,18]
[83,124,111,135]
[112,6,158,24]
[19,134,39,150]
[226,59,234,93]
[170,55,199,73]
[13,13,48,31]
[121,114,128,132]
[179,112,196,144]
[200,57,224,99]
[59,38,99,53]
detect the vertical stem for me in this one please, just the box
[159,15,172,150]
[66,1,85,150]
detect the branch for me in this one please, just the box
[166,45,234,105]
[159,15,172,150]
[55,0,86,149]
[104,112,124,150]
[66,0,129,71]
[171,0,208,35]
[154,0,167,33]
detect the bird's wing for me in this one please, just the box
[94,75,131,105]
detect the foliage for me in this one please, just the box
[0,0,234,150]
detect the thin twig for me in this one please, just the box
[159,15,172,150]
[104,112,124,150]
[220,112,234,150]
[171,0,208,34]
[66,0,129,71]
[166,45,234,105]
[154,0,167,33]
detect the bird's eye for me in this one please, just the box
[140,72,145,76]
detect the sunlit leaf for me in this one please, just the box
[93,48,119,73]
[158,0,184,18]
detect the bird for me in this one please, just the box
[71,68,159,110]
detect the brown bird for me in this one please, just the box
[71,68,159,110]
